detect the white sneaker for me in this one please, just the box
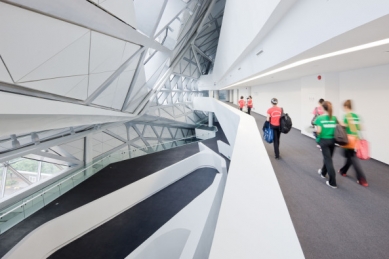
[326,181,337,189]
[318,169,325,178]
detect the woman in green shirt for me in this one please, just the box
[339,100,368,187]
[314,101,337,189]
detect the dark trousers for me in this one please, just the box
[247,106,252,115]
[239,107,243,111]
[319,138,336,186]
[271,125,281,158]
[340,149,367,181]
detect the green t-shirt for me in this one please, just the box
[344,113,360,135]
[314,115,337,141]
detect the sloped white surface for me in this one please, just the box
[100,0,137,28]
[0,2,88,82]
[19,76,87,98]
[193,98,305,259]
[64,76,89,100]
[87,71,115,97]
[111,70,136,110]
[122,43,141,71]
[156,0,187,34]
[19,32,90,83]
[0,58,13,83]
[89,31,126,74]
[3,143,225,259]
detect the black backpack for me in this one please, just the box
[280,108,292,134]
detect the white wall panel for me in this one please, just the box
[251,79,302,130]
[339,64,389,164]
[300,76,325,136]
[99,0,137,28]
[0,2,89,82]
[19,32,90,83]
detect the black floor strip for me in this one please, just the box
[49,168,217,259]
[0,123,229,258]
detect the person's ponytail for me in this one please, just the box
[322,101,333,120]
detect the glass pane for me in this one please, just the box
[40,162,62,181]
[59,178,74,195]
[72,172,85,187]
[42,185,60,205]
[23,193,44,218]
[4,167,30,198]
[10,158,39,184]
[0,201,25,234]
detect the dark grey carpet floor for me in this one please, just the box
[0,122,229,258]
[231,103,389,259]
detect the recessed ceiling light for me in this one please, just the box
[221,38,389,89]
[256,50,263,56]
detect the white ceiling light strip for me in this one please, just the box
[223,38,389,89]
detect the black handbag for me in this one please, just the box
[334,119,348,145]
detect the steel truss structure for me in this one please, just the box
[0,0,226,201]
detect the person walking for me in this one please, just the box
[312,98,325,150]
[238,96,245,111]
[339,100,368,187]
[312,98,325,126]
[267,98,282,159]
[314,101,338,189]
[247,96,253,115]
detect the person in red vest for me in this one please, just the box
[247,96,253,115]
[267,98,282,159]
[238,96,246,111]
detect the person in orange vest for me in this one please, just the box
[247,96,253,115]
[238,96,246,111]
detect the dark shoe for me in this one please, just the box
[338,170,347,177]
[326,181,337,189]
[357,179,369,187]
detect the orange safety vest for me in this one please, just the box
[247,99,253,108]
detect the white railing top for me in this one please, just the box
[193,97,305,259]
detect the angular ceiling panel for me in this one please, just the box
[121,43,141,71]
[0,2,89,82]
[111,70,136,110]
[18,32,90,83]
[19,75,88,99]
[89,31,126,74]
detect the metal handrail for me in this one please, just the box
[0,132,212,221]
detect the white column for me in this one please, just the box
[208,112,214,127]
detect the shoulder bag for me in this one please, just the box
[334,117,348,145]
